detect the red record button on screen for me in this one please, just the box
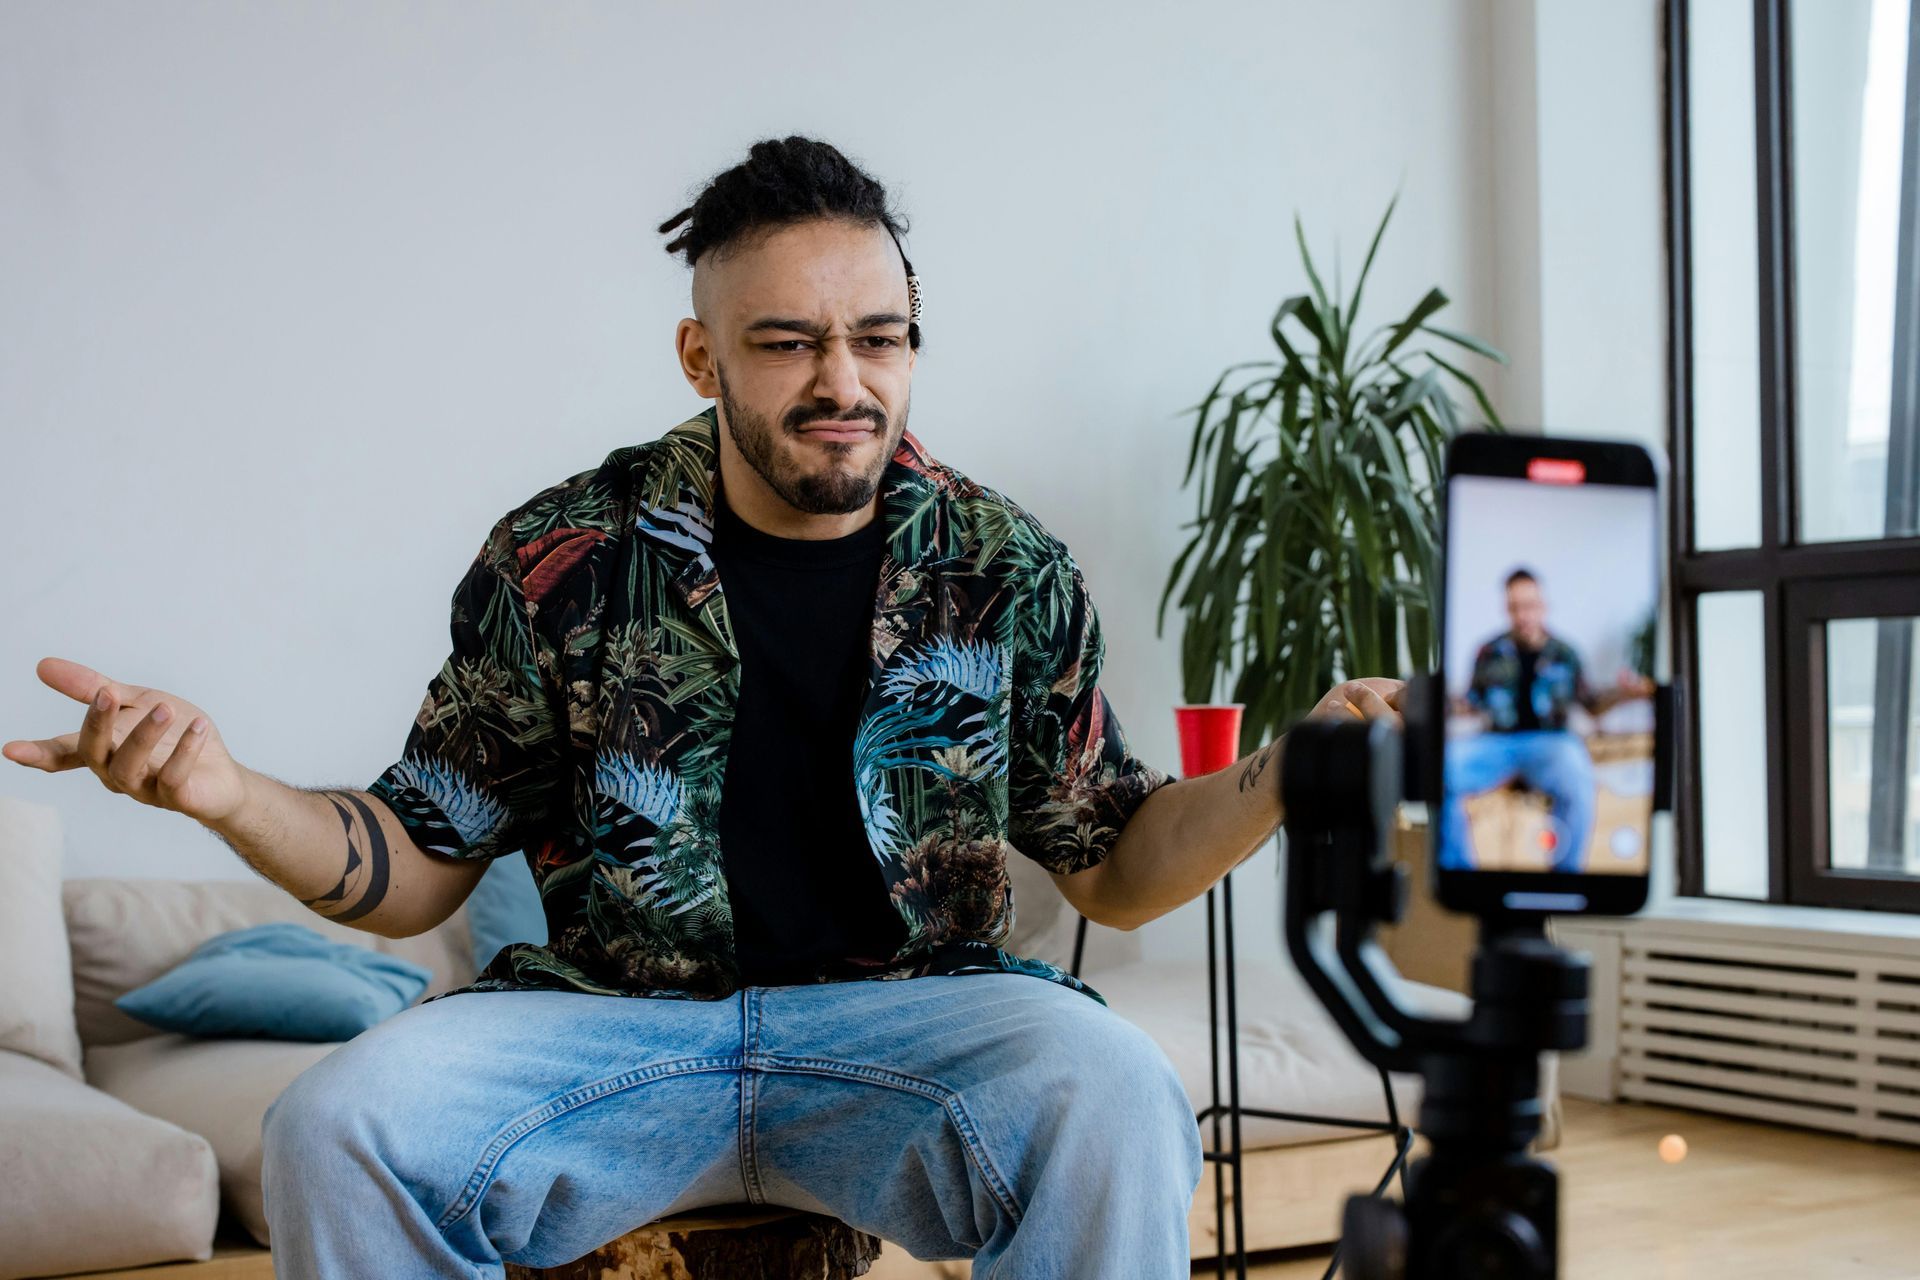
[1527,457,1587,485]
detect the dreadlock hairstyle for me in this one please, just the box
[659,136,922,350]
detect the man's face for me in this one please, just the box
[681,218,914,517]
[1506,578,1549,647]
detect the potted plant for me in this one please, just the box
[1159,197,1507,757]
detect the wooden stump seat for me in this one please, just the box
[501,1204,882,1280]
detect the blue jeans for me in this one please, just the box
[259,973,1204,1278]
[1438,730,1596,873]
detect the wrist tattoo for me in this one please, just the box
[1236,740,1281,795]
[300,790,393,923]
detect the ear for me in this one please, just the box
[676,318,720,398]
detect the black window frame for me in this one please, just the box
[1666,0,1920,913]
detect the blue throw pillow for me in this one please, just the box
[114,922,432,1042]
[465,850,549,975]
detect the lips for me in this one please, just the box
[797,420,876,442]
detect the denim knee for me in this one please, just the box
[1051,1013,1203,1188]
[260,1053,356,1178]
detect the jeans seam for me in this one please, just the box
[739,989,766,1205]
[435,1055,741,1232]
[748,1052,1024,1227]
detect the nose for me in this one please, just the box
[809,338,867,411]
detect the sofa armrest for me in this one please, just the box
[0,1049,219,1279]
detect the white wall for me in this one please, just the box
[1531,2,1670,454]
[2,0,1669,972]
[1494,0,1674,903]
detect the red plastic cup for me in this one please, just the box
[1174,704,1245,779]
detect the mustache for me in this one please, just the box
[787,404,886,433]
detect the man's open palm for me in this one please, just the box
[3,656,246,824]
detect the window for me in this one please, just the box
[1669,0,1920,912]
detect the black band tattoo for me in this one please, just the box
[300,791,393,924]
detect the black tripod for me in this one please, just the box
[1279,715,1593,1279]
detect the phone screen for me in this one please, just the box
[1438,458,1660,881]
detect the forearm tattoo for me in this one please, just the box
[299,790,393,923]
[1236,740,1281,796]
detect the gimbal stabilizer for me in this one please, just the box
[1279,678,1674,1279]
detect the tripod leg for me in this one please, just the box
[1207,884,1226,1280]
[1378,1064,1410,1201]
[1224,871,1247,1280]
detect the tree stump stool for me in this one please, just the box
[501,1204,883,1280]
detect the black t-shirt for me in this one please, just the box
[1514,643,1543,731]
[710,485,907,985]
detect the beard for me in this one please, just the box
[716,364,906,515]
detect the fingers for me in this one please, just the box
[1,732,81,772]
[76,684,124,775]
[1346,682,1402,726]
[104,702,176,793]
[154,715,210,803]
[1350,676,1406,703]
[1310,683,1362,719]
[1312,678,1407,726]
[38,657,137,708]
[1314,682,1362,718]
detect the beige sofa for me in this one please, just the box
[0,795,1545,1278]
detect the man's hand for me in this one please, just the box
[3,656,249,825]
[1238,677,1408,799]
[1307,677,1406,727]
[1615,670,1656,698]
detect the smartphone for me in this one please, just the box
[1434,432,1662,917]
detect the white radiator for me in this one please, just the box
[1553,915,1920,1146]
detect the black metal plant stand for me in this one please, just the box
[1071,865,1413,1280]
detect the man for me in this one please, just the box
[4,137,1401,1278]
[1441,567,1650,873]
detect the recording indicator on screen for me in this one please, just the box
[1526,457,1588,485]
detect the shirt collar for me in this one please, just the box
[634,407,950,655]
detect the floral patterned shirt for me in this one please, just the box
[366,407,1175,1006]
[1466,632,1589,733]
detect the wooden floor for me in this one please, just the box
[1231,1099,1920,1280]
[68,1099,1920,1280]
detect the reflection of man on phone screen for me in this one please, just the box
[1441,568,1640,873]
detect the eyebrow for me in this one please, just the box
[744,312,910,338]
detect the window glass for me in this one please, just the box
[1825,616,1919,878]
[1699,592,1770,898]
[1791,0,1916,543]
[1688,0,1765,551]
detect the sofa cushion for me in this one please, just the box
[66,877,475,1048]
[1093,955,1472,1150]
[115,922,434,1041]
[0,1048,219,1279]
[1001,840,1141,971]
[1001,842,1076,967]
[86,1034,340,1248]
[0,797,84,1078]
[466,850,549,974]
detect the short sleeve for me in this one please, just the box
[366,517,565,861]
[1466,643,1495,711]
[1564,643,1593,706]
[1007,554,1175,875]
